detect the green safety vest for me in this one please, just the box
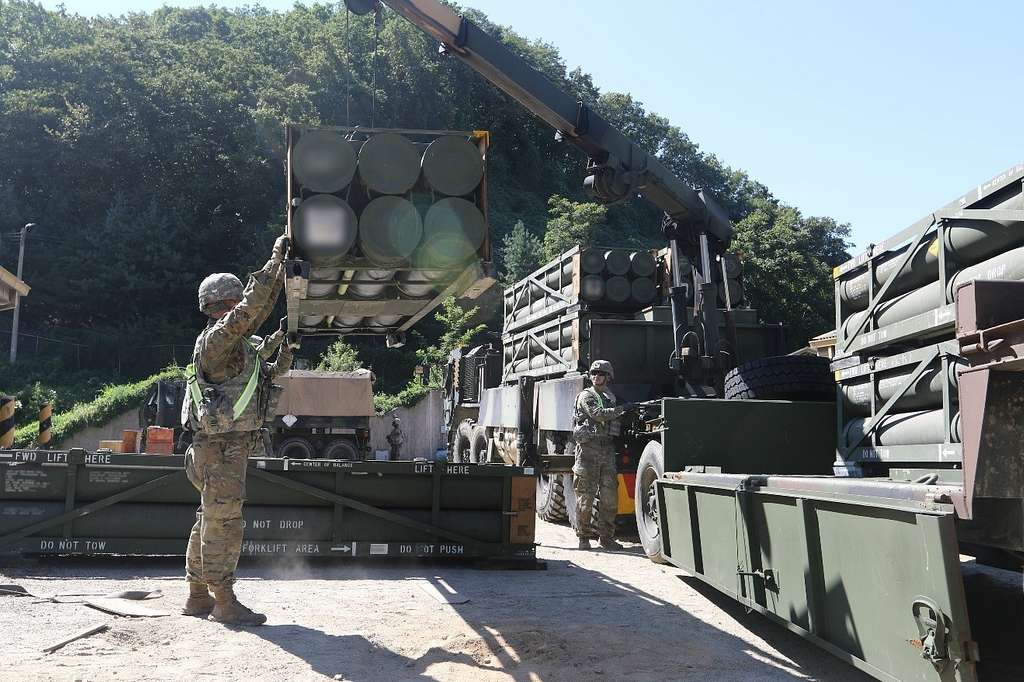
[185,339,263,434]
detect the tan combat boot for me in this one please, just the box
[182,581,215,617]
[577,537,592,550]
[599,537,623,551]
[209,585,267,626]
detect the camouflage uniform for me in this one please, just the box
[572,386,626,540]
[252,328,287,362]
[183,255,293,592]
[386,418,404,461]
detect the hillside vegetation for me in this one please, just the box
[0,1,849,403]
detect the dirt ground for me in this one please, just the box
[0,520,1019,682]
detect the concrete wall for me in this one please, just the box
[62,408,140,451]
[369,389,444,460]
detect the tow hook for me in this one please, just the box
[911,596,949,669]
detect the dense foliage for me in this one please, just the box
[0,0,850,407]
[499,220,542,286]
[12,366,182,447]
[542,195,608,260]
[315,338,363,373]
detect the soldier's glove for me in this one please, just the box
[272,234,289,265]
[286,332,302,351]
[622,402,639,413]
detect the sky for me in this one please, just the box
[36,0,1024,252]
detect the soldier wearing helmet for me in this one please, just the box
[571,359,635,550]
[386,416,404,461]
[180,234,295,626]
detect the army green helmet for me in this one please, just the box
[198,273,244,315]
[589,359,614,379]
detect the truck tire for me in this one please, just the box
[451,420,473,463]
[635,440,666,563]
[723,355,835,402]
[276,436,315,459]
[563,473,580,531]
[536,474,568,522]
[468,426,488,464]
[563,473,600,537]
[322,439,359,461]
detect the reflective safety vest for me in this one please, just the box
[184,339,264,434]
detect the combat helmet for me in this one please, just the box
[588,359,614,379]
[198,273,244,315]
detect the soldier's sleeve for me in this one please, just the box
[268,343,294,379]
[201,258,284,369]
[579,391,626,423]
[249,261,283,332]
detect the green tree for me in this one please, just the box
[542,195,608,259]
[0,0,848,393]
[732,198,851,347]
[415,297,487,387]
[499,219,543,285]
[316,339,363,372]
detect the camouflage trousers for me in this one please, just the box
[185,431,258,589]
[572,442,618,540]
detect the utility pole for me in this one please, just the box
[10,222,34,364]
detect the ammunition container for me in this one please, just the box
[285,125,495,337]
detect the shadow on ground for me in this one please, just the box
[5,551,872,681]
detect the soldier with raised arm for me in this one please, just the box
[180,235,297,625]
[572,360,635,550]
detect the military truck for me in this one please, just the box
[268,370,374,459]
[317,0,833,534]
[442,243,820,531]
[140,370,374,459]
[646,164,1024,682]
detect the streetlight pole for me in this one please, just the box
[9,222,34,364]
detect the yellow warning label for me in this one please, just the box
[927,238,939,258]
[832,266,841,280]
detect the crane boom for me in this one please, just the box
[373,0,733,245]
[347,0,736,388]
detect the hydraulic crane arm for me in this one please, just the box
[368,0,733,246]
[348,0,735,390]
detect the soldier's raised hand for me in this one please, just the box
[272,234,289,264]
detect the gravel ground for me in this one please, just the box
[0,520,1018,681]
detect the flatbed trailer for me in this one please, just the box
[650,166,1024,682]
[0,449,538,566]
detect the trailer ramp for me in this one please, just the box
[657,472,977,682]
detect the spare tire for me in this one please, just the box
[536,474,568,522]
[468,426,489,463]
[724,355,835,402]
[276,436,315,459]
